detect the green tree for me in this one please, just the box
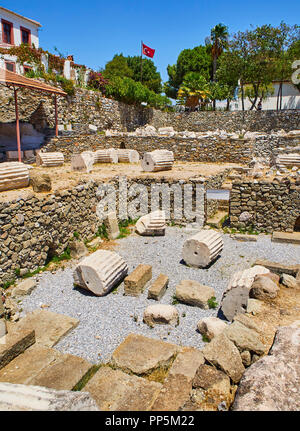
[127,56,162,93]
[177,72,210,110]
[164,45,211,99]
[206,23,229,82]
[102,54,133,79]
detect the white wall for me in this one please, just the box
[0,8,40,48]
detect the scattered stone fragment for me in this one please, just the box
[220,265,270,321]
[147,274,169,300]
[281,273,298,289]
[143,304,179,327]
[249,275,279,301]
[0,328,35,370]
[202,332,245,383]
[197,317,227,340]
[0,382,99,411]
[224,321,266,355]
[12,279,37,297]
[110,333,180,375]
[233,325,300,411]
[151,348,204,411]
[240,350,252,367]
[124,264,152,297]
[135,210,166,236]
[182,229,223,268]
[29,172,52,192]
[71,152,94,173]
[272,231,300,245]
[175,280,215,309]
[103,211,120,240]
[246,299,263,315]
[85,366,161,411]
[253,259,299,277]
[73,250,128,296]
[69,241,89,260]
[36,152,64,167]
[87,237,103,248]
[230,234,258,242]
[233,313,262,334]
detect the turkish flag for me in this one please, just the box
[142,43,155,58]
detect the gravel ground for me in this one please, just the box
[20,227,300,364]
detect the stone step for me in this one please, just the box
[272,231,300,245]
[84,366,162,411]
[206,210,228,227]
[0,327,35,371]
[0,344,92,391]
[11,310,79,348]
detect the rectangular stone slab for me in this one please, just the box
[85,366,162,411]
[12,310,79,348]
[0,329,35,370]
[253,259,300,276]
[148,274,169,301]
[110,333,180,375]
[124,265,152,297]
[272,231,300,245]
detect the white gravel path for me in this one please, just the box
[20,227,300,364]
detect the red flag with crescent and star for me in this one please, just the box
[142,43,155,58]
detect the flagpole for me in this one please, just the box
[140,40,143,83]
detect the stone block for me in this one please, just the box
[124,264,152,297]
[175,280,215,309]
[182,229,223,268]
[148,274,169,300]
[197,317,227,340]
[0,328,35,370]
[104,211,120,240]
[12,279,37,297]
[143,304,179,327]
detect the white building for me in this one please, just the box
[0,6,41,74]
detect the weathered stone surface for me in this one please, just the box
[253,259,300,276]
[103,211,120,240]
[193,364,231,391]
[73,250,128,296]
[94,148,118,164]
[143,304,179,327]
[233,313,262,334]
[124,264,152,297]
[151,348,204,411]
[220,265,270,321]
[117,149,139,163]
[135,210,166,236]
[202,333,245,383]
[85,366,161,411]
[0,162,29,192]
[240,350,252,367]
[0,382,99,411]
[110,333,180,375]
[175,280,215,309]
[182,230,223,268]
[12,279,37,297]
[246,298,263,315]
[69,240,89,260]
[0,320,7,338]
[233,324,300,411]
[197,317,227,340]
[272,231,300,245]
[148,274,169,300]
[224,321,266,355]
[0,328,35,370]
[71,152,93,173]
[231,234,258,242]
[141,149,174,172]
[12,310,79,348]
[36,152,64,167]
[281,273,299,289]
[250,275,279,301]
[0,301,4,318]
[29,172,52,192]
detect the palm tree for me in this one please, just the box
[177,72,210,111]
[209,24,229,82]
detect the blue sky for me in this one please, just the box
[3,0,300,82]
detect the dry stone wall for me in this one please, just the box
[229,179,300,232]
[1,85,299,134]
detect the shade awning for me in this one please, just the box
[0,68,67,96]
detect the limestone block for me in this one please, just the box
[124,264,152,297]
[175,280,215,309]
[141,149,174,172]
[6,151,24,161]
[249,275,279,300]
[276,153,300,168]
[224,321,266,355]
[143,304,179,327]
[0,382,99,411]
[29,172,52,192]
[36,152,64,167]
[73,250,128,296]
[281,273,299,288]
[0,162,29,192]
[94,149,118,164]
[220,265,270,321]
[12,279,37,297]
[71,152,94,173]
[0,328,35,370]
[148,274,169,300]
[103,211,120,239]
[197,317,227,340]
[135,210,166,236]
[117,149,140,163]
[182,230,223,268]
[69,241,89,259]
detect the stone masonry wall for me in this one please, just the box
[1,85,299,134]
[229,179,300,233]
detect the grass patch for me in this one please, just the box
[202,334,210,343]
[73,231,80,240]
[72,364,103,391]
[172,295,179,305]
[1,279,16,290]
[208,296,218,309]
[96,223,108,240]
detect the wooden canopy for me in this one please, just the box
[0,68,67,162]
